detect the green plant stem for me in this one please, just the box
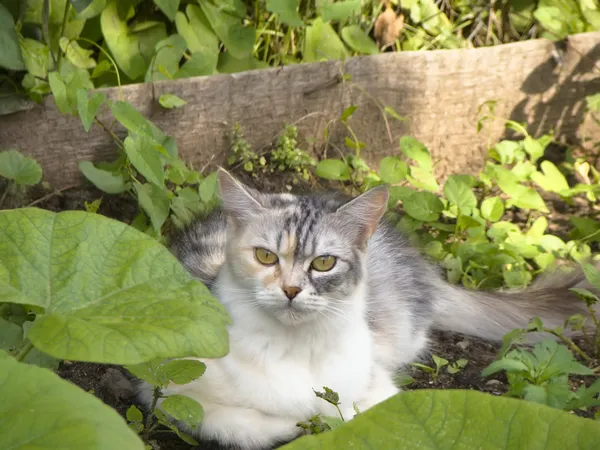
[94,118,124,148]
[15,341,34,362]
[75,37,122,100]
[56,0,71,67]
[543,327,592,363]
[144,387,162,442]
[0,187,9,209]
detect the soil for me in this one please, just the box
[12,168,600,449]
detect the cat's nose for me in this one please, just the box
[282,286,302,300]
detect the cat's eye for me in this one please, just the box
[311,255,337,272]
[255,247,279,265]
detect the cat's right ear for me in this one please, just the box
[217,169,264,225]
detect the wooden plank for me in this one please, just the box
[1,32,599,189]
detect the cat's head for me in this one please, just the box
[217,170,388,326]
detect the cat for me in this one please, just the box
[138,169,594,450]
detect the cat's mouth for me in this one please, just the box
[272,301,318,325]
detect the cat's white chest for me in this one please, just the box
[214,318,374,419]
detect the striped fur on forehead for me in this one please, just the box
[259,191,351,258]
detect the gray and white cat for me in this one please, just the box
[139,169,592,449]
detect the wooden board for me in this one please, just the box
[1,32,599,189]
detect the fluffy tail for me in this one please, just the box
[432,266,596,341]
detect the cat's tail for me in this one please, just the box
[432,264,597,341]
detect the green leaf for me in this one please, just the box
[101,2,167,80]
[304,17,349,62]
[199,171,219,204]
[77,89,105,132]
[0,352,144,450]
[0,317,23,351]
[76,0,109,19]
[134,182,171,232]
[531,161,570,194]
[200,1,255,59]
[266,0,303,27]
[175,5,219,57]
[0,149,43,185]
[20,38,51,78]
[444,175,477,214]
[340,105,357,121]
[403,192,444,222]
[161,394,204,428]
[110,101,167,144]
[0,208,230,364]
[341,25,379,55]
[0,4,25,71]
[379,156,408,184]
[59,37,96,69]
[48,71,71,114]
[175,50,218,78]
[281,389,600,450]
[490,140,522,164]
[320,0,361,21]
[583,263,600,290]
[400,136,432,169]
[407,166,439,192]
[124,134,165,186]
[586,93,600,113]
[159,94,187,109]
[126,405,144,423]
[523,136,547,163]
[315,159,351,181]
[569,217,600,242]
[481,196,504,222]
[146,34,188,82]
[216,52,269,74]
[154,0,180,21]
[79,161,129,194]
[161,359,206,384]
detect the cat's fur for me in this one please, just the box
[138,170,594,449]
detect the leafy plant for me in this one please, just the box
[282,389,600,450]
[411,354,449,382]
[0,208,230,449]
[0,148,43,208]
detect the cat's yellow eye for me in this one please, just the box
[255,248,279,265]
[311,255,337,272]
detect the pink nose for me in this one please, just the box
[282,286,301,300]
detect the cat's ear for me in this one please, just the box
[335,185,389,241]
[217,169,264,224]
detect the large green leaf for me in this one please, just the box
[304,18,349,62]
[0,351,144,450]
[444,175,477,214]
[403,191,444,221]
[0,3,25,71]
[0,208,230,364]
[175,5,219,56]
[145,34,188,81]
[101,1,167,80]
[282,390,600,450]
[341,25,379,55]
[154,0,179,21]
[200,1,255,59]
[266,0,303,27]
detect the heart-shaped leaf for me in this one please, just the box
[0,4,25,71]
[0,351,144,450]
[0,208,230,364]
[304,18,349,62]
[0,149,43,185]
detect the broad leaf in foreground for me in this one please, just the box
[282,390,600,450]
[0,351,144,450]
[0,208,230,364]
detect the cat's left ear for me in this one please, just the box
[335,185,389,241]
[217,169,264,224]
